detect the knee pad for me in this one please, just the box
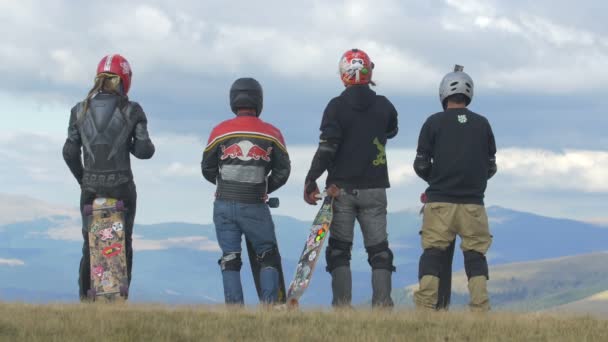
[366,241,396,272]
[218,252,242,271]
[418,248,444,279]
[325,238,352,273]
[464,250,489,280]
[257,247,281,269]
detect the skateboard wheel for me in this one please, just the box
[119,285,129,298]
[83,205,93,216]
[288,298,299,309]
[87,289,97,300]
[115,201,125,212]
[267,197,280,208]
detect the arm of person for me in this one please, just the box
[386,100,399,139]
[62,105,84,185]
[305,101,341,184]
[303,101,341,204]
[413,117,433,182]
[130,103,155,159]
[487,121,497,179]
[267,134,291,194]
[201,129,220,185]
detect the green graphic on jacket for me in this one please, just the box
[372,137,386,166]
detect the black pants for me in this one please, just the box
[78,182,137,299]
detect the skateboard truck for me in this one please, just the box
[267,197,280,208]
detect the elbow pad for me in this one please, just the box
[305,141,338,182]
[318,141,338,161]
[413,154,432,181]
[386,126,398,139]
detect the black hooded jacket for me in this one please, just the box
[305,85,398,189]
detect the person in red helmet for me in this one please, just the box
[62,54,155,301]
[304,49,399,308]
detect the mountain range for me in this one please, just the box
[1,193,607,310]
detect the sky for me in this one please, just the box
[0,0,607,225]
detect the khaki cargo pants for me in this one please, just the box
[413,202,492,311]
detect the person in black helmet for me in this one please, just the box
[201,77,291,305]
[413,65,497,312]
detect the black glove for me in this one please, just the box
[304,180,320,205]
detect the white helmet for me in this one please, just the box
[439,65,474,107]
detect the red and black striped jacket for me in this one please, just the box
[201,115,291,203]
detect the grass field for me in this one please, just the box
[0,302,607,342]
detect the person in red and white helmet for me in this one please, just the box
[338,48,376,86]
[303,48,399,308]
[62,54,155,301]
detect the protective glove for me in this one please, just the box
[326,184,341,198]
[420,192,428,204]
[419,192,428,215]
[304,180,320,205]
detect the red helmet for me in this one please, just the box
[96,54,133,94]
[339,49,374,86]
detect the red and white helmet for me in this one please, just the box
[96,54,133,94]
[339,48,374,86]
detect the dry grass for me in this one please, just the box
[0,302,607,342]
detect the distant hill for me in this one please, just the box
[549,290,608,318]
[1,193,607,309]
[396,252,608,311]
[0,193,78,225]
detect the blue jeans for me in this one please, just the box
[213,200,280,304]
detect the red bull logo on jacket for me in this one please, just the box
[221,140,272,162]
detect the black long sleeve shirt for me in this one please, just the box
[415,108,496,205]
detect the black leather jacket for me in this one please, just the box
[201,114,291,203]
[62,92,155,193]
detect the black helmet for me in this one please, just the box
[230,77,263,116]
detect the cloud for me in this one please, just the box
[0,258,25,267]
[2,0,606,102]
[164,162,200,177]
[0,193,79,226]
[584,218,608,227]
[134,6,174,39]
[519,15,596,48]
[43,223,83,241]
[287,146,417,185]
[133,236,220,252]
[498,148,608,193]
[2,128,608,224]
[444,0,599,47]
[1,0,607,231]
[440,0,608,92]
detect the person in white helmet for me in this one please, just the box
[412,65,497,312]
